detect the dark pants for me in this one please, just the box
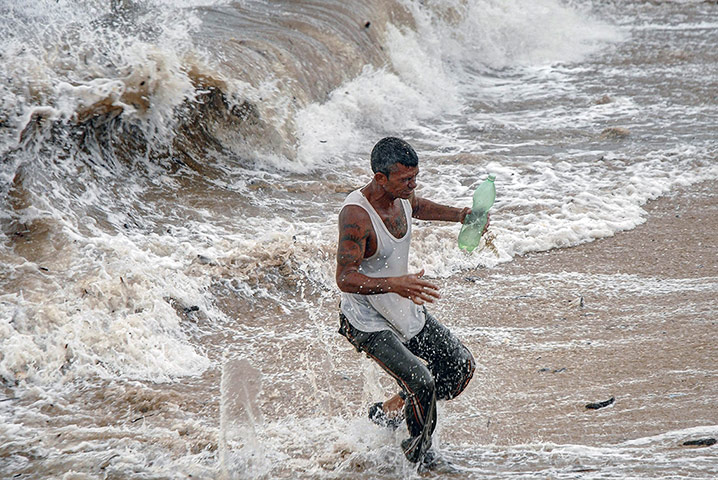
[339,309,475,463]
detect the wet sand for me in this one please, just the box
[433,180,717,448]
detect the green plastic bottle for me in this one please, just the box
[458,174,496,252]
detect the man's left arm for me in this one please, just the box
[410,194,471,224]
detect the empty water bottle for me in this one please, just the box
[458,175,496,252]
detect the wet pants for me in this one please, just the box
[339,310,475,463]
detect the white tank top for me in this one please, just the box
[339,189,426,342]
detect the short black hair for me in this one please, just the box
[370,137,418,176]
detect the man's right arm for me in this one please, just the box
[335,205,440,305]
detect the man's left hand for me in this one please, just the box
[459,207,472,224]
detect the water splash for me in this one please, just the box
[219,357,269,479]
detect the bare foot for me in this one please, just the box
[383,393,405,417]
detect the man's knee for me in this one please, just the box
[464,350,476,383]
[447,347,475,399]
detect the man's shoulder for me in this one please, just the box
[339,203,371,225]
[340,189,368,214]
[342,188,364,204]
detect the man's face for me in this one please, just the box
[379,163,419,199]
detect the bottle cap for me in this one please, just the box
[487,174,496,181]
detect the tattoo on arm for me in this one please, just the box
[337,223,369,268]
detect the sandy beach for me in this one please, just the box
[432,180,717,450]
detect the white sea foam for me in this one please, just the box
[406,0,622,71]
[0,237,214,384]
[295,0,621,168]
[0,0,207,151]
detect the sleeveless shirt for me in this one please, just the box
[339,189,427,342]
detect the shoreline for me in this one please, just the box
[436,180,717,446]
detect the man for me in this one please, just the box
[335,137,485,470]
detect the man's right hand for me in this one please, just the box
[389,269,440,305]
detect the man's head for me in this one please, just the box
[370,137,419,177]
[370,137,419,199]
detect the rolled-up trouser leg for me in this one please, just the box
[361,330,437,462]
[338,314,436,463]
